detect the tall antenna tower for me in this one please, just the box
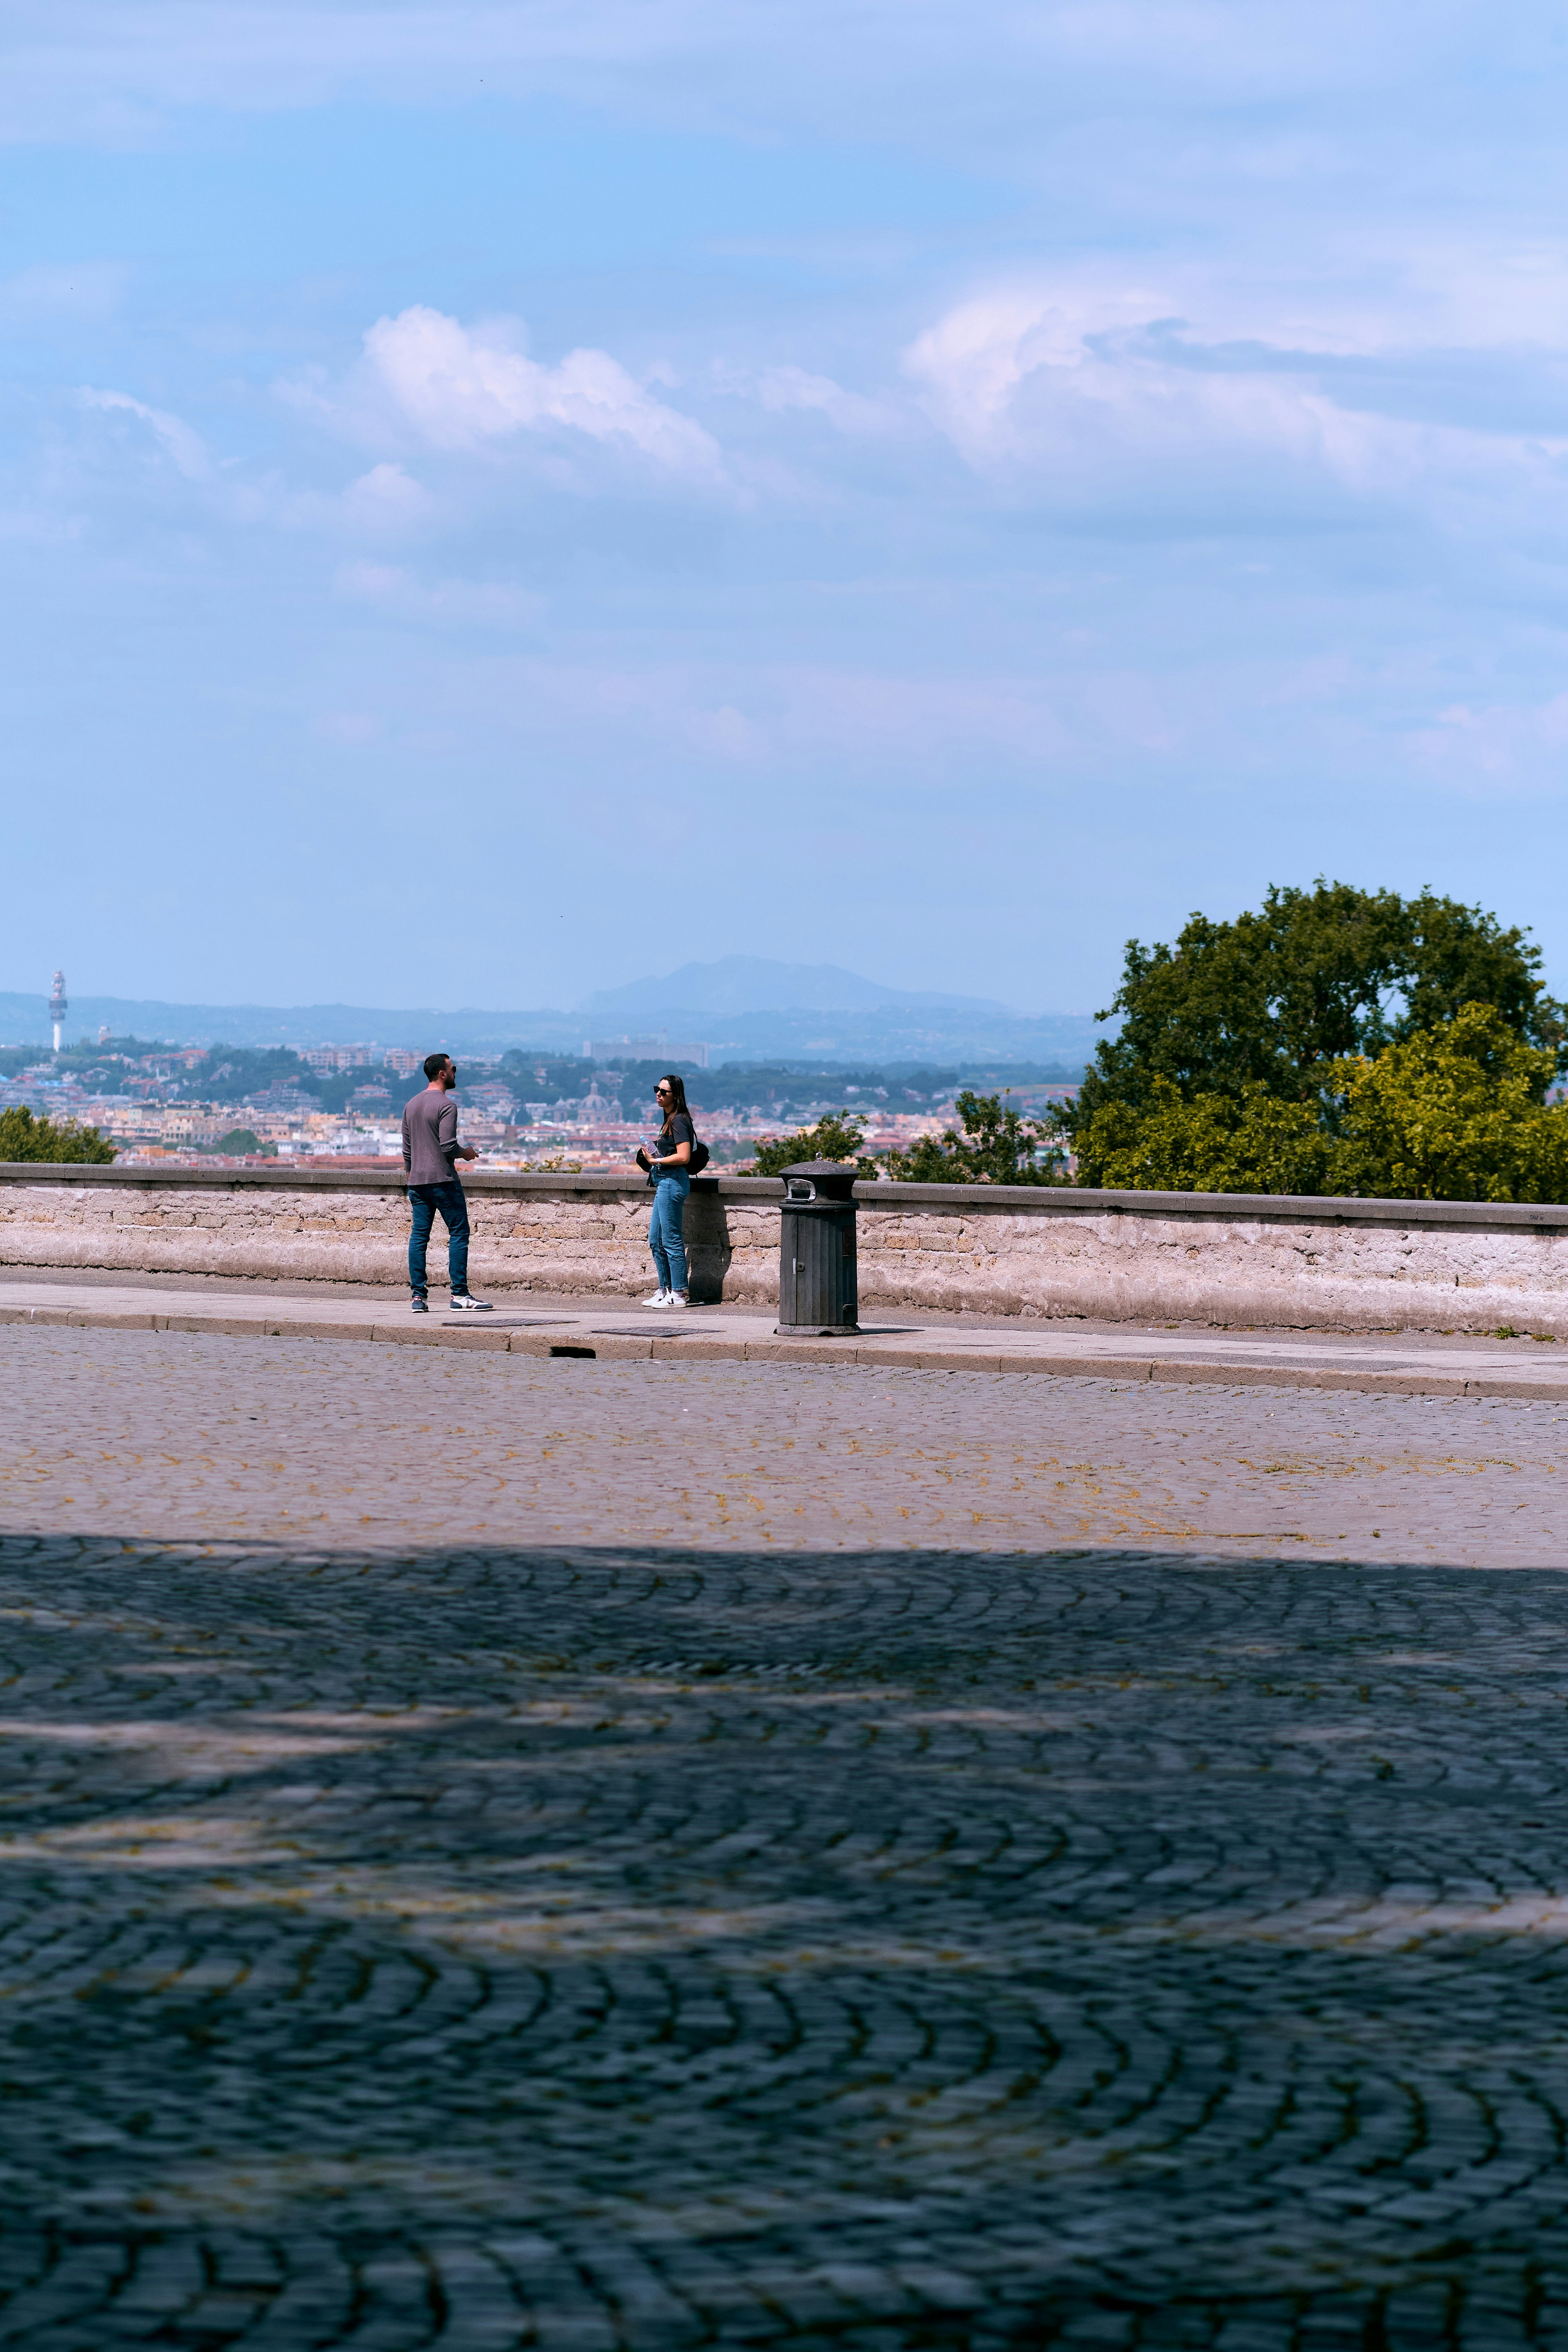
[48,970,67,1056]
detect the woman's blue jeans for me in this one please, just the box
[648,1171,690,1293]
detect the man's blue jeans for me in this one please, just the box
[648,1170,690,1293]
[409,1179,470,1297]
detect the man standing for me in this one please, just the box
[402,1054,492,1312]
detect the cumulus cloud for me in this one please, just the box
[356,306,724,480]
[900,277,1568,534]
[78,386,209,479]
[904,286,1384,481]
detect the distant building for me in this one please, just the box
[245,1083,315,1113]
[463,1080,519,1116]
[48,970,67,1055]
[302,1044,378,1073]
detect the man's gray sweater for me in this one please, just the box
[402,1090,461,1185]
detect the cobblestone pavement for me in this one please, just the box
[8,1333,1568,2343]
[5,1325,1568,1563]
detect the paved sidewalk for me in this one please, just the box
[6,1273,1568,1396]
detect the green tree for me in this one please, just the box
[1332,1001,1568,1202]
[751,1110,873,1178]
[214,1128,269,1156]
[1064,881,1563,1183]
[0,1108,116,1164]
[883,1091,1064,1185]
[1074,1081,1333,1195]
[1073,1003,1568,1204]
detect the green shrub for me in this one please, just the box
[751,1111,874,1178]
[883,1091,1064,1185]
[0,1107,116,1164]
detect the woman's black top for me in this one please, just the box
[655,1113,694,1168]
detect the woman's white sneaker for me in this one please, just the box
[642,1289,670,1307]
[669,1292,690,1309]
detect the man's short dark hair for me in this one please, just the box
[423,1052,450,1081]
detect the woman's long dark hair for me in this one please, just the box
[657,1073,690,1130]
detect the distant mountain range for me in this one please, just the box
[0,959,1110,1067]
[579,957,1014,1020]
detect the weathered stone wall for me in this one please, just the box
[0,1168,680,1298]
[7,1164,1568,1332]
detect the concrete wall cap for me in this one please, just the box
[3,1160,1568,1232]
[0,1162,785,1203]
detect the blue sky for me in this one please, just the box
[5,0,1568,1016]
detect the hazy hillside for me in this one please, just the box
[0,959,1110,1063]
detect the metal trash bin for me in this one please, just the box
[776,1159,859,1336]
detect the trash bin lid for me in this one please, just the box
[779,1159,859,1202]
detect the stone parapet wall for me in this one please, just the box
[6,1164,1568,1332]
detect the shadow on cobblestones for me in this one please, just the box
[3,1534,1568,2344]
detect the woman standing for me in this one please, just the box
[638,1074,694,1308]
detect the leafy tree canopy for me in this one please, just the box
[1064,882,1563,1180]
[1078,1083,1331,1197]
[0,1108,116,1164]
[1332,1003,1568,1204]
[884,1092,1064,1186]
[1073,1003,1568,1204]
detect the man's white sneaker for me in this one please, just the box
[449,1293,493,1311]
[642,1289,670,1308]
[669,1292,690,1309]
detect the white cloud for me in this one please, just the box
[341,461,432,529]
[901,277,1568,527]
[0,0,1456,157]
[903,284,1389,481]
[752,365,892,434]
[357,306,724,480]
[78,386,209,479]
[335,559,544,631]
[1409,695,1568,793]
